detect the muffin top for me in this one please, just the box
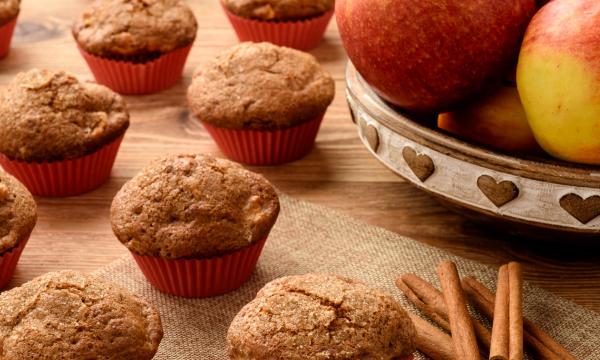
[111,154,280,259]
[187,42,335,130]
[0,69,129,162]
[0,0,19,25]
[221,0,334,21]
[227,273,417,360]
[72,0,198,59]
[0,171,36,254]
[0,271,163,360]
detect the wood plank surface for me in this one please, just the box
[3,0,600,313]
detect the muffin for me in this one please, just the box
[0,271,163,359]
[0,69,129,197]
[73,0,198,94]
[111,154,280,297]
[0,0,19,25]
[187,42,335,165]
[221,0,335,50]
[0,0,19,58]
[222,0,334,20]
[227,273,417,359]
[0,170,36,289]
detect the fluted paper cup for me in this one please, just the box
[77,44,193,95]
[223,8,334,51]
[0,16,18,59]
[0,135,124,197]
[201,114,323,165]
[131,237,267,298]
[0,236,29,289]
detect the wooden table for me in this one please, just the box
[3,0,600,313]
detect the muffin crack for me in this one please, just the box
[0,271,163,359]
[111,154,279,259]
[0,172,36,254]
[0,69,129,162]
[187,42,335,130]
[221,0,335,21]
[1,280,63,343]
[228,274,418,359]
[284,288,367,332]
[73,0,198,59]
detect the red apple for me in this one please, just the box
[438,85,541,154]
[336,0,536,113]
[537,0,551,7]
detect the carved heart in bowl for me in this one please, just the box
[401,147,435,182]
[358,119,380,152]
[477,175,519,208]
[559,194,600,224]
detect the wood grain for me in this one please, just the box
[2,0,600,314]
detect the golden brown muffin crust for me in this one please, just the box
[111,154,280,259]
[227,273,417,359]
[187,42,335,130]
[0,271,163,360]
[0,0,19,25]
[0,69,129,162]
[0,171,36,254]
[73,0,198,59]
[221,0,334,20]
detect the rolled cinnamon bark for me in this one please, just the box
[490,265,510,360]
[508,262,523,360]
[462,276,576,360]
[396,274,492,349]
[409,313,455,360]
[437,261,480,360]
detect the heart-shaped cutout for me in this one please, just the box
[402,147,435,182]
[359,119,379,152]
[477,175,519,207]
[559,194,600,224]
[346,99,357,124]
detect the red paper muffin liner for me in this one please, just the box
[223,8,334,51]
[200,114,324,165]
[0,135,124,197]
[131,237,267,298]
[0,16,17,59]
[77,44,193,95]
[0,236,29,290]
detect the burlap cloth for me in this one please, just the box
[95,195,600,359]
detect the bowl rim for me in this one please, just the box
[345,61,600,188]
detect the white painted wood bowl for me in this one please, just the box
[345,61,600,240]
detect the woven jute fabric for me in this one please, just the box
[95,194,600,359]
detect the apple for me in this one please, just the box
[438,85,541,154]
[537,0,551,7]
[336,0,536,113]
[517,0,600,164]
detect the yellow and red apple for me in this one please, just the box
[336,0,536,113]
[439,85,541,154]
[517,0,600,164]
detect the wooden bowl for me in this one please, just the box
[345,62,600,240]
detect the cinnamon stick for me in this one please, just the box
[396,274,492,349]
[437,261,480,360]
[462,276,576,360]
[409,313,455,360]
[508,262,523,360]
[395,275,450,330]
[523,317,576,360]
[490,265,510,360]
